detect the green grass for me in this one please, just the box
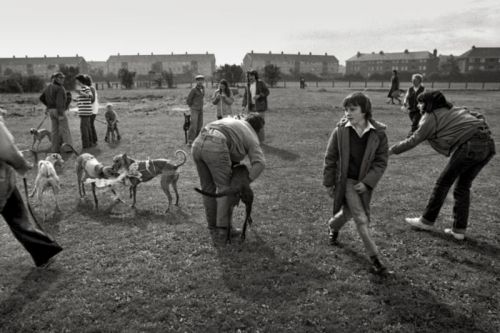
[0,87,499,332]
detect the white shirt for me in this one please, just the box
[250,82,257,99]
[345,120,375,138]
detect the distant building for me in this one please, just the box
[242,51,339,79]
[0,55,88,79]
[87,61,107,73]
[105,53,216,79]
[457,46,500,73]
[345,50,439,78]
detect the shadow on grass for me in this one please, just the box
[0,268,61,328]
[426,230,500,259]
[261,143,301,161]
[75,199,193,229]
[340,246,484,332]
[210,231,329,304]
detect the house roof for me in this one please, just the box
[459,47,500,58]
[346,51,432,62]
[106,53,216,63]
[244,52,338,63]
[0,56,86,65]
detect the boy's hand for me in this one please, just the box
[353,182,367,194]
[326,186,335,198]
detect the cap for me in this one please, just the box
[52,72,65,79]
[195,75,205,80]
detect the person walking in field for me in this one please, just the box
[387,70,401,104]
[0,113,62,267]
[39,72,68,153]
[390,90,495,241]
[242,70,269,143]
[212,79,234,120]
[186,75,206,147]
[402,73,425,136]
[323,92,390,274]
[75,74,95,149]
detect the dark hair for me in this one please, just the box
[342,92,373,120]
[416,90,453,113]
[219,79,231,96]
[393,70,398,74]
[75,74,91,86]
[85,74,93,85]
[246,114,265,133]
[248,70,259,81]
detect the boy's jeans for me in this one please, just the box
[192,128,232,228]
[329,179,378,257]
[188,109,203,145]
[422,134,495,233]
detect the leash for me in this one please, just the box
[22,177,46,232]
[94,118,108,125]
[35,114,48,130]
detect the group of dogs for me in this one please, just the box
[27,115,255,243]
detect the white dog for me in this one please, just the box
[29,153,64,219]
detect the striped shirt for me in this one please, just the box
[76,86,94,116]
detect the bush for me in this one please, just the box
[0,74,46,93]
[118,68,136,89]
[21,75,46,92]
[0,78,23,93]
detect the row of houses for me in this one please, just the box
[346,46,500,77]
[1,46,499,81]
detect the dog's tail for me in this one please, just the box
[62,143,80,156]
[174,150,188,168]
[194,187,238,198]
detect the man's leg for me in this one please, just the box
[196,110,204,137]
[192,138,217,227]
[49,113,60,153]
[1,188,62,266]
[187,110,199,145]
[257,112,265,142]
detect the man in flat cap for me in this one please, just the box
[39,72,67,153]
[186,75,206,147]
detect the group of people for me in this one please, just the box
[39,72,102,153]
[0,69,495,275]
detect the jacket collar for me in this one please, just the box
[345,120,375,137]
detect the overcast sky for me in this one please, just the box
[1,0,498,66]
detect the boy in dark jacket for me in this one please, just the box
[186,75,206,146]
[402,73,425,136]
[242,70,269,143]
[323,92,389,274]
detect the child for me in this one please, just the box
[323,92,389,274]
[104,103,121,143]
[75,74,95,149]
[212,79,234,120]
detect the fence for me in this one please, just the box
[93,80,500,91]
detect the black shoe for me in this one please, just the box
[35,246,62,268]
[328,227,339,246]
[369,256,388,275]
[217,227,241,237]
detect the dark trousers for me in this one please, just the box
[80,116,93,149]
[1,188,62,266]
[90,115,98,145]
[49,111,61,153]
[408,111,422,136]
[422,133,496,232]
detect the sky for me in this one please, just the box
[1,0,499,66]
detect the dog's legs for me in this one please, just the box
[91,183,98,209]
[160,175,173,213]
[173,175,180,207]
[53,187,61,212]
[32,137,37,151]
[131,185,137,208]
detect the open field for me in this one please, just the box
[0,87,499,332]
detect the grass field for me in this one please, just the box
[0,86,499,332]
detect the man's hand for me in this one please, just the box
[326,186,335,198]
[353,182,367,194]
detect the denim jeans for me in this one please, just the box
[188,109,203,145]
[422,134,496,233]
[192,129,232,228]
[408,111,421,136]
[329,179,379,256]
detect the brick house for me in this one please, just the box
[457,46,500,73]
[0,55,88,79]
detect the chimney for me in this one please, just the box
[251,50,253,54]
[44,55,46,58]
[206,51,208,55]
[379,50,384,55]
[433,49,437,57]
[472,45,476,49]
[171,52,173,55]
[25,55,28,58]
[309,52,312,55]
[281,51,283,55]
[298,52,301,55]
[151,52,153,56]
[357,52,361,58]
[269,51,271,54]
[404,49,409,54]
[57,54,59,58]
[325,52,328,56]
[185,51,188,55]
[76,54,79,57]
[118,53,120,56]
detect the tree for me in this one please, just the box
[214,64,244,86]
[162,70,174,88]
[59,65,79,90]
[118,68,136,89]
[263,64,281,87]
[441,55,462,80]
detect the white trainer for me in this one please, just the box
[405,217,433,231]
[444,228,465,240]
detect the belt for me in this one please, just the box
[200,128,226,144]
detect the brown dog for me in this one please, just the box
[30,128,52,150]
[195,164,254,243]
[112,150,187,212]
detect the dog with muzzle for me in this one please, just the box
[30,128,52,151]
[195,164,254,243]
[111,150,187,212]
[29,153,63,220]
[63,143,121,209]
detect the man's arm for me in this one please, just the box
[0,120,31,175]
[258,81,270,97]
[55,86,67,116]
[246,138,266,181]
[186,88,195,107]
[361,132,388,189]
[389,113,435,154]
[323,128,339,187]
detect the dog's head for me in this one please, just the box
[98,165,120,179]
[45,153,63,168]
[29,128,37,135]
[111,153,134,172]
